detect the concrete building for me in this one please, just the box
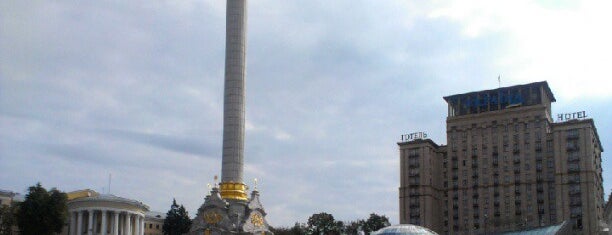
[0,189,18,206]
[399,81,605,234]
[144,211,165,235]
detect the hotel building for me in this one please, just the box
[399,81,604,234]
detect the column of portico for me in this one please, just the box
[113,211,119,235]
[139,215,144,235]
[77,211,84,235]
[101,210,107,235]
[123,212,130,235]
[134,216,139,235]
[87,209,94,235]
[69,211,76,235]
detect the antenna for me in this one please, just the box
[498,75,501,88]
[108,173,112,194]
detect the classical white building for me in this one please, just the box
[65,190,149,235]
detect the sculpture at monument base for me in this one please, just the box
[188,187,272,235]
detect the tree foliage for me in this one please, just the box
[270,222,307,235]
[306,212,343,235]
[0,203,18,235]
[163,198,192,235]
[362,213,390,233]
[274,212,390,235]
[16,183,68,235]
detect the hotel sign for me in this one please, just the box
[401,132,428,142]
[557,111,587,122]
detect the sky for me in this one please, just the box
[1,0,611,227]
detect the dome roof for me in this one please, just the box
[68,194,149,211]
[371,224,438,235]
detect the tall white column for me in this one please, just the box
[140,216,144,235]
[77,210,83,235]
[101,210,107,235]
[134,216,140,235]
[124,212,130,235]
[69,211,76,235]
[87,210,94,235]
[113,211,119,235]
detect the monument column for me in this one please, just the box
[219,0,249,202]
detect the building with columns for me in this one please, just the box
[65,189,149,235]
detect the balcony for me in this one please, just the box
[410,204,420,209]
[566,145,579,151]
[538,209,545,214]
[568,166,580,173]
[472,163,479,168]
[537,186,544,192]
[409,162,420,168]
[513,148,520,154]
[514,158,521,164]
[536,165,543,172]
[409,172,420,177]
[410,211,420,217]
[515,210,522,216]
[570,201,582,207]
[568,155,580,162]
[535,145,542,151]
[569,189,581,195]
[568,178,580,184]
[567,133,579,140]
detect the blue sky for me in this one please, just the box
[1,0,610,226]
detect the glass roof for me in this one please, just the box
[371,224,438,235]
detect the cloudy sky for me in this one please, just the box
[1,0,611,227]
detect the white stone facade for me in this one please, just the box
[67,194,149,235]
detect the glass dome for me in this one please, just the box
[371,224,438,235]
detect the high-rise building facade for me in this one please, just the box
[399,81,605,234]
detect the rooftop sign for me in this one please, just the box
[401,132,428,142]
[557,111,587,122]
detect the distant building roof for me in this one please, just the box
[146,211,166,219]
[372,224,438,235]
[0,189,16,196]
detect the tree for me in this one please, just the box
[306,212,342,235]
[0,203,17,235]
[362,213,390,233]
[344,220,365,235]
[16,183,67,235]
[163,198,192,235]
[270,222,307,235]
